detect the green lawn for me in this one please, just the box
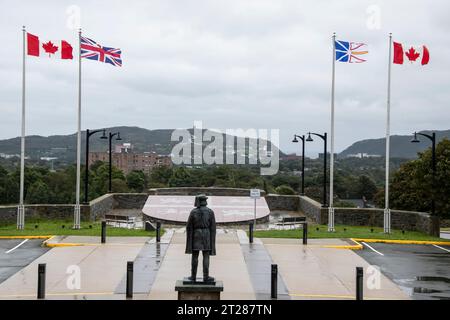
[0,220,159,237]
[253,224,450,242]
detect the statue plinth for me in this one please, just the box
[175,280,223,300]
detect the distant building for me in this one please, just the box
[88,143,172,175]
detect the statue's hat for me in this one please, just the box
[197,194,208,201]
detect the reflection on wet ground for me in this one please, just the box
[356,243,450,300]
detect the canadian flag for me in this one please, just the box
[393,42,429,65]
[27,33,73,59]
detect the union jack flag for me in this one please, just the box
[335,40,368,63]
[80,36,122,67]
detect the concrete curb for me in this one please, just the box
[351,238,450,246]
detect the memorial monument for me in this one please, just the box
[175,194,224,299]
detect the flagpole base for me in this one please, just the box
[73,204,81,230]
[17,204,25,230]
[327,207,335,232]
[383,208,391,234]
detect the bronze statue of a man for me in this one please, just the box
[185,194,216,282]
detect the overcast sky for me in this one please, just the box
[0,0,449,156]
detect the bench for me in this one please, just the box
[105,214,136,229]
[276,216,306,229]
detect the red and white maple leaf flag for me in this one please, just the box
[27,33,73,59]
[393,42,429,65]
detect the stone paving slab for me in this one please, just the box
[0,237,146,299]
[147,231,255,300]
[263,239,410,300]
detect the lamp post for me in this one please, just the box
[292,135,306,195]
[108,132,122,193]
[411,131,436,216]
[306,132,328,207]
[84,129,107,203]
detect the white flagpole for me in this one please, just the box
[74,28,82,229]
[17,26,26,230]
[328,32,336,232]
[384,33,392,234]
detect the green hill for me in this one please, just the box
[339,130,450,159]
[0,126,284,164]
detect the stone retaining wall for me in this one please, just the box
[0,193,148,225]
[263,194,440,236]
[265,194,299,211]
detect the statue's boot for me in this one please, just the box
[188,271,197,282]
[203,274,215,283]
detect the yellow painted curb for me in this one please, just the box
[0,235,53,239]
[352,238,450,246]
[322,238,363,250]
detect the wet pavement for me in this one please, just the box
[356,243,450,300]
[238,230,290,300]
[114,241,170,294]
[0,239,49,284]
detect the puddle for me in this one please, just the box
[416,276,450,283]
[413,287,442,294]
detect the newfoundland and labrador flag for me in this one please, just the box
[335,40,368,63]
[393,42,429,65]
[80,36,122,67]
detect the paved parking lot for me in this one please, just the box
[0,239,49,284]
[356,242,450,300]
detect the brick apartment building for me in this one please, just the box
[88,143,172,175]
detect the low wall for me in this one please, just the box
[265,194,299,211]
[113,193,148,209]
[148,187,266,197]
[0,193,148,225]
[299,196,326,223]
[264,194,439,236]
[89,194,114,220]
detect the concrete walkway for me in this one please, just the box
[0,231,410,300]
[0,237,150,299]
[147,229,255,300]
[261,238,409,300]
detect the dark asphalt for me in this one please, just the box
[0,239,49,284]
[356,242,450,300]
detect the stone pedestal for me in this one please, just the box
[175,279,224,300]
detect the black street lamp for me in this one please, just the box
[108,132,122,193]
[84,129,107,203]
[411,131,436,216]
[292,134,306,195]
[306,132,328,207]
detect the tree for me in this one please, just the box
[356,175,378,200]
[275,185,296,195]
[126,171,146,192]
[149,166,173,187]
[378,138,450,217]
[169,167,192,187]
[26,181,50,204]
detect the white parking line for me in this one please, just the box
[432,244,450,253]
[362,242,384,256]
[5,239,29,254]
